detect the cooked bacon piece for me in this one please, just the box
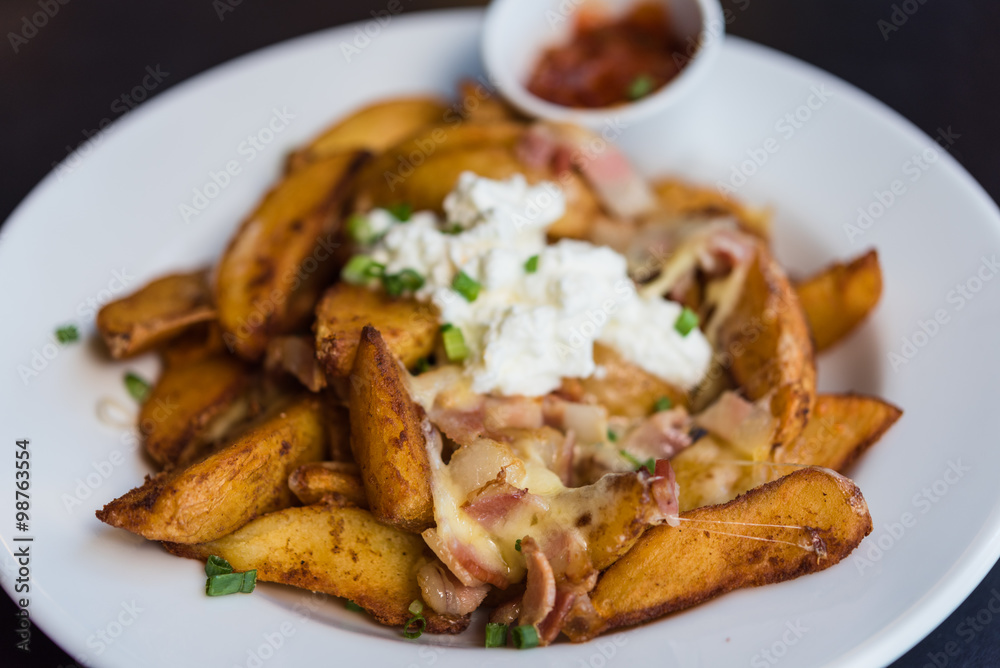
[693,390,755,444]
[489,596,522,626]
[421,529,508,589]
[518,538,556,627]
[264,335,326,392]
[621,408,693,460]
[462,476,530,530]
[483,396,544,431]
[417,560,490,616]
[651,459,680,527]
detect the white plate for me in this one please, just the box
[2,9,999,668]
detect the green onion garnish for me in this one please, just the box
[674,306,699,337]
[413,357,431,374]
[511,624,539,649]
[342,255,385,284]
[485,622,508,648]
[627,74,655,100]
[345,600,364,612]
[654,396,673,412]
[387,202,413,222]
[451,271,481,302]
[515,538,522,552]
[607,428,618,443]
[443,223,464,235]
[408,600,424,615]
[620,450,655,475]
[205,569,256,596]
[346,214,377,244]
[382,268,424,297]
[402,614,427,639]
[124,372,151,403]
[440,324,469,362]
[205,555,233,577]
[524,255,539,274]
[55,325,79,344]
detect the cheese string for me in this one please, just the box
[676,516,827,555]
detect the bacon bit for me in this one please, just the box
[490,596,522,626]
[518,538,556,627]
[462,477,530,529]
[516,125,558,170]
[651,459,680,527]
[693,390,755,444]
[621,407,693,459]
[417,560,490,616]
[264,335,326,392]
[483,396,544,431]
[542,395,608,444]
[421,529,509,589]
[429,407,486,445]
[537,587,578,646]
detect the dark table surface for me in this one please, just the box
[2,1,999,666]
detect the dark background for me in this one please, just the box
[1,0,998,666]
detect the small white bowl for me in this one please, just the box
[482,0,725,130]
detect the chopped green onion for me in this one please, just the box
[55,325,79,344]
[408,600,424,615]
[524,255,539,274]
[124,372,151,403]
[674,306,699,336]
[511,624,539,649]
[443,223,464,235]
[514,538,522,552]
[452,271,481,302]
[387,202,412,222]
[342,255,385,284]
[346,214,377,244]
[654,396,673,412]
[382,268,425,297]
[345,600,364,612]
[620,450,655,475]
[402,614,427,639]
[413,357,431,374]
[205,569,256,596]
[440,324,469,362]
[485,622,508,648]
[606,428,618,443]
[627,74,655,100]
[205,555,233,577]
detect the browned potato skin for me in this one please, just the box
[796,250,883,352]
[286,97,448,171]
[314,282,438,377]
[264,335,327,392]
[215,151,367,361]
[651,178,771,239]
[560,343,687,417]
[97,270,215,359]
[564,468,872,642]
[288,462,368,507]
[718,242,816,448]
[163,504,468,633]
[141,354,253,469]
[96,396,326,543]
[349,326,434,532]
[772,393,902,475]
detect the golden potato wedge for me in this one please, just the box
[96,396,326,543]
[564,467,871,641]
[456,79,519,124]
[286,97,447,171]
[320,394,353,462]
[264,335,326,392]
[772,393,902,474]
[718,242,816,448]
[141,354,254,469]
[314,282,438,377]
[288,462,367,507]
[795,250,883,352]
[163,504,468,633]
[651,178,771,239]
[97,270,215,359]
[349,326,434,532]
[158,323,227,368]
[215,150,367,361]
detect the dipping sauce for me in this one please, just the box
[526,2,689,109]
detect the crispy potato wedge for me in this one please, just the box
[215,151,366,361]
[564,467,872,641]
[164,504,468,633]
[320,395,353,462]
[141,354,254,469]
[795,250,883,352]
[651,178,771,239]
[158,323,227,368]
[718,242,816,448]
[288,462,367,507]
[97,270,215,359]
[772,393,902,475]
[314,282,438,377]
[286,97,447,171]
[349,326,434,532]
[96,396,326,543]
[456,79,519,124]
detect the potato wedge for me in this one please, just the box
[314,282,438,377]
[795,250,883,352]
[97,270,215,359]
[96,396,326,543]
[158,323,227,368]
[348,326,434,532]
[141,354,254,469]
[288,462,367,507]
[287,97,447,171]
[215,151,366,361]
[456,79,519,124]
[772,393,902,474]
[651,178,771,239]
[564,467,871,641]
[164,504,468,633]
[718,242,816,448]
